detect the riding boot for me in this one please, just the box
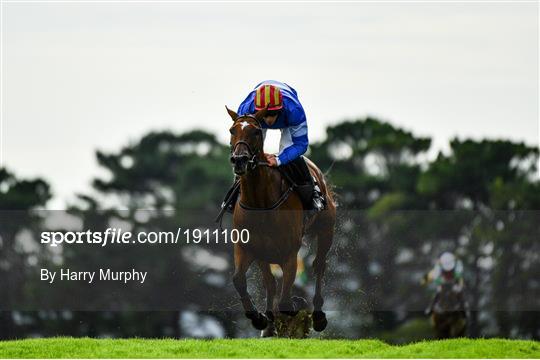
[281,156,325,211]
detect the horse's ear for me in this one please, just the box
[225,106,238,121]
[254,107,268,122]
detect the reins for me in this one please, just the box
[239,184,294,211]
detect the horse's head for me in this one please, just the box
[226,106,267,176]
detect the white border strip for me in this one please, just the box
[0,0,3,168]
[1,0,538,3]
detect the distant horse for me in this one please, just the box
[226,107,336,334]
[432,283,467,338]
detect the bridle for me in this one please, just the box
[230,114,268,171]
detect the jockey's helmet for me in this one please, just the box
[440,252,456,272]
[255,84,283,111]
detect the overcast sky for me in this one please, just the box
[2,2,538,208]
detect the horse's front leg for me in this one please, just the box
[232,244,268,330]
[258,261,277,337]
[278,254,306,316]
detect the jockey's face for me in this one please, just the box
[262,110,280,126]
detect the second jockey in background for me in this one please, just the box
[423,252,468,315]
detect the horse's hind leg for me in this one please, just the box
[312,227,333,332]
[258,261,277,337]
[232,244,268,330]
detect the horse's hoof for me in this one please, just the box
[292,296,308,310]
[312,311,328,332]
[260,322,276,338]
[247,311,268,330]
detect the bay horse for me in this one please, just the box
[431,283,467,338]
[226,106,336,334]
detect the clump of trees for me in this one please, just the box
[0,117,538,341]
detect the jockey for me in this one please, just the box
[221,80,325,213]
[423,252,467,315]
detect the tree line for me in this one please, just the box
[0,118,538,341]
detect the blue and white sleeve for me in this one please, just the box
[277,121,308,166]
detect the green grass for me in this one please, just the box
[0,338,538,358]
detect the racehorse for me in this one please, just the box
[226,106,336,334]
[431,283,467,338]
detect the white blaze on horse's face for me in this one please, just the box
[240,121,251,130]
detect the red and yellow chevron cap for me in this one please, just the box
[254,84,283,111]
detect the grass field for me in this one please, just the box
[0,338,539,358]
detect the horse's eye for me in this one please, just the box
[229,128,235,135]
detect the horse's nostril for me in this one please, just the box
[231,155,249,165]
